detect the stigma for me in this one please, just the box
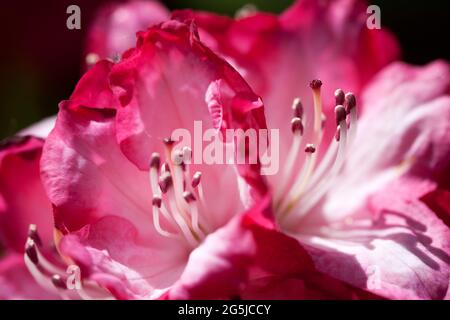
[275,80,358,229]
[148,140,210,247]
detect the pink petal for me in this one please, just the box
[69,60,118,110]
[0,136,53,252]
[242,273,382,300]
[298,177,450,300]
[85,0,170,62]
[0,253,58,299]
[59,216,188,299]
[359,61,450,177]
[422,189,450,229]
[168,213,255,299]
[168,196,275,300]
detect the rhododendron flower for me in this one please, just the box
[39,20,270,300]
[0,120,57,299]
[169,0,450,299]
[2,0,450,301]
[259,61,450,300]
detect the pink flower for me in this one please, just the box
[167,0,450,299]
[0,128,58,299]
[3,0,449,301]
[40,20,269,300]
[254,60,450,299]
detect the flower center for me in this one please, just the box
[274,80,358,230]
[148,139,210,247]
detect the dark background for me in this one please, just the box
[0,0,449,139]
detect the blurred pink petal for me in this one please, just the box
[85,0,170,64]
[0,136,53,252]
[0,253,58,300]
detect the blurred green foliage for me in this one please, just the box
[165,0,293,14]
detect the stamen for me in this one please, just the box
[310,79,323,137]
[149,153,161,196]
[191,171,211,230]
[345,92,358,146]
[166,187,198,247]
[344,92,356,114]
[183,191,196,203]
[275,82,361,229]
[25,231,64,275]
[335,88,345,106]
[147,140,212,246]
[161,162,170,173]
[290,117,304,135]
[335,105,346,126]
[172,149,184,166]
[183,191,204,238]
[28,224,42,247]
[191,171,202,188]
[294,117,348,220]
[279,144,316,215]
[24,254,56,293]
[152,195,178,238]
[304,144,316,153]
[335,125,341,142]
[150,152,161,169]
[159,172,172,194]
[51,274,67,290]
[163,137,175,147]
[25,239,38,265]
[292,98,303,118]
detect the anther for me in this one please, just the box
[172,149,184,166]
[345,92,356,113]
[335,105,347,125]
[159,172,173,194]
[309,79,322,90]
[28,224,42,247]
[292,98,303,118]
[25,239,39,265]
[182,147,192,164]
[305,144,316,153]
[162,163,170,173]
[291,117,304,135]
[150,152,161,169]
[85,53,100,66]
[183,191,196,203]
[152,196,162,208]
[51,274,67,289]
[163,137,175,147]
[335,125,341,141]
[191,171,202,188]
[335,89,345,106]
